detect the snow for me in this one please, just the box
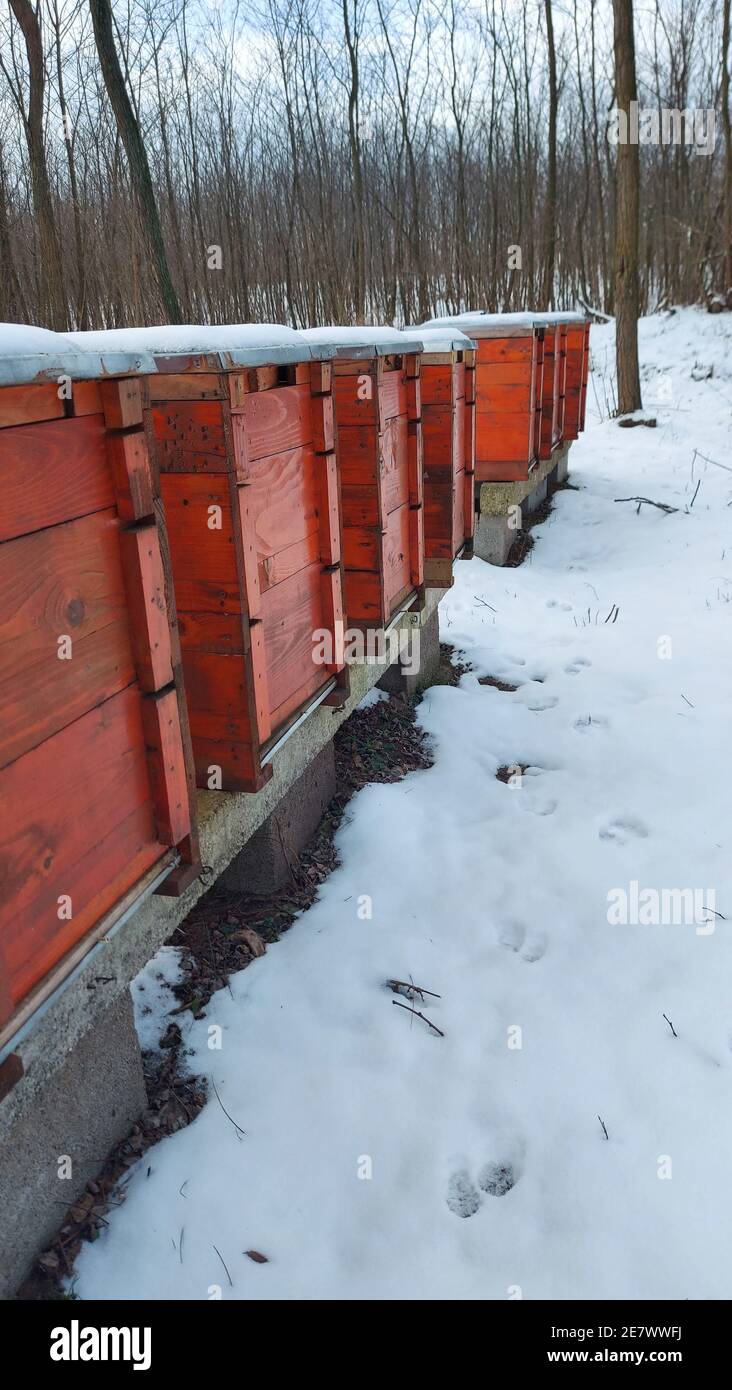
[302,325,424,356]
[0,320,154,384]
[72,306,732,1301]
[421,310,586,335]
[131,947,185,1054]
[67,323,310,370]
[413,325,477,354]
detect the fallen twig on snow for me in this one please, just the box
[387,979,441,1000]
[212,1244,233,1287]
[392,999,445,1037]
[211,1078,246,1140]
[598,1115,609,1141]
[662,1013,678,1038]
[614,496,679,515]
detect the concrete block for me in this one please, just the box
[219,742,336,893]
[473,508,520,566]
[0,991,145,1299]
[525,475,548,514]
[555,448,569,483]
[378,605,440,698]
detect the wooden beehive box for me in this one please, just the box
[421,314,545,484]
[0,326,199,1032]
[303,328,425,628]
[415,326,476,587]
[72,326,349,793]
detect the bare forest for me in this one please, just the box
[0,0,730,330]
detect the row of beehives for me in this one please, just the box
[0,311,589,1035]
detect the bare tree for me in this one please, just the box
[88,0,181,321]
[613,0,642,413]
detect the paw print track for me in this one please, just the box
[477,1162,517,1196]
[446,1169,481,1218]
[447,1159,521,1217]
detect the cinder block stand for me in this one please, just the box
[473,443,571,566]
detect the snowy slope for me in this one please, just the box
[73,308,732,1301]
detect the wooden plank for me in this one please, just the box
[382,504,412,610]
[235,383,311,461]
[72,380,104,417]
[140,686,191,846]
[0,382,65,429]
[475,380,533,413]
[475,336,536,364]
[260,562,325,724]
[148,374,226,402]
[118,524,174,692]
[475,457,539,483]
[341,483,381,529]
[152,400,227,461]
[424,482,454,559]
[475,413,533,463]
[407,420,423,507]
[420,364,455,407]
[334,369,379,426]
[100,378,144,430]
[409,504,424,591]
[422,405,455,471]
[0,414,113,543]
[312,393,334,455]
[190,736,267,792]
[344,567,384,625]
[0,684,163,1009]
[0,508,134,768]
[107,429,155,522]
[179,647,253,744]
[319,566,345,674]
[161,472,242,615]
[381,415,410,515]
[316,451,341,565]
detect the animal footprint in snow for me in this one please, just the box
[447,1159,519,1217]
[498,921,525,953]
[477,1161,517,1197]
[446,1169,481,1218]
[521,794,558,817]
[526,693,559,712]
[599,816,649,845]
[521,933,546,963]
[573,713,610,733]
[565,658,591,675]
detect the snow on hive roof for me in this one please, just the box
[413,325,477,354]
[0,321,146,386]
[302,325,424,358]
[420,310,586,337]
[68,322,310,370]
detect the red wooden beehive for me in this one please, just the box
[304,328,425,628]
[421,314,545,484]
[0,327,199,1032]
[416,326,476,587]
[73,326,349,793]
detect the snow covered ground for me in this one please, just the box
[74,308,732,1300]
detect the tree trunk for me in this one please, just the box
[542,0,558,308]
[613,0,642,413]
[89,0,181,323]
[722,0,732,289]
[8,0,68,329]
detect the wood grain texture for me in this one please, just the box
[0,382,65,429]
[0,414,113,542]
[0,684,163,1009]
[0,508,134,768]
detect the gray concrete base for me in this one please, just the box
[555,450,569,484]
[0,991,145,1300]
[525,474,548,513]
[474,509,519,565]
[377,605,440,699]
[219,742,336,894]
